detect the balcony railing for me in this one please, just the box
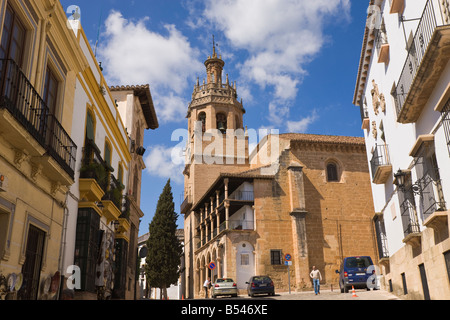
[0,59,77,178]
[102,172,124,209]
[370,145,392,184]
[46,114,77,178]
[398,186,421,238]
[229,219,254,231]
[0,59,49,147]
[80,139,111,190]
[413,145,446,220]
[230,191,254,201]
[374,217,389,259]
[394,0,450,122]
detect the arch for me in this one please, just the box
[325,159,341,182]
[198,112,206,133]
[235,115,241,130]
[216,112,227,134]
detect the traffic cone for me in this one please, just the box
[182,294,184,300]
[351,286,358,298]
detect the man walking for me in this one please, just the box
[310,266,322,295]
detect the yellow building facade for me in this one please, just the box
[0,0,84,299]
[0,0,138,300]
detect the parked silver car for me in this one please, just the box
[211,278,238,298]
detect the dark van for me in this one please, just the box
[336,256,374,293]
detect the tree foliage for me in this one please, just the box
[145,179,183,298]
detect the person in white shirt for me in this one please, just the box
[310,266,322,295]
[203,278,211,298]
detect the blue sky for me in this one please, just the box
[60,0,370,236]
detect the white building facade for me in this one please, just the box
[353,0,450,299]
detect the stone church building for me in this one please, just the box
[181,44,378,298]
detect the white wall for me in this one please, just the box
[360,0,450,257]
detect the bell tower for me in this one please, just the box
[182,37,250,207]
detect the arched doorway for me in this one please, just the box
[236,242,255,289]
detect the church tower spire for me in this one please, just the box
[183,37,249,206]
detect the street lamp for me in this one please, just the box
[394,169,406,190]
[394,169,421,195]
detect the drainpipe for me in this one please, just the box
[57,193,70,300]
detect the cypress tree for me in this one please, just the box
[145,179,183,299]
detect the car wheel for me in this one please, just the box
[344,285,349,293]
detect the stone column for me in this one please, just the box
[287,162,310,290]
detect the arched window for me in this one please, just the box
[216,113,227,134]
[198,112,206,133]
[326,162,339,182]
[235,115,241,130]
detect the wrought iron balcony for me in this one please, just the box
[394,0,450,123]
[0,59,77,178]
[0,59,48,147]
[45,114,77,178]
[370,145,392,184]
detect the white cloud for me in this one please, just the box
[144,144,185,185]
[197,0,350,129]
[98,10,203,123]
[286,110,319,133]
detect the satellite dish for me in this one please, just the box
[139,247,148,258]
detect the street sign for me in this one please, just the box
[208,262,216,270]
[284,261,292,266]
[284,254,292,261]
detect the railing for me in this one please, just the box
[231,191,254,201]
[374,217,389,259]
[229,220,254,231]
[394,0,449,117]
[413,144,446,220]
[370,145,391,180]
[0,59,77,178]
[400,197,421,237]
[398,186,421,237]
[359,101,369,123]
[0,59,49,147]
[80,139,111,189]
[102,173,123,209]
[46,114,77,178]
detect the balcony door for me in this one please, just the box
[0,4,26,106]
[0,4,26,66]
